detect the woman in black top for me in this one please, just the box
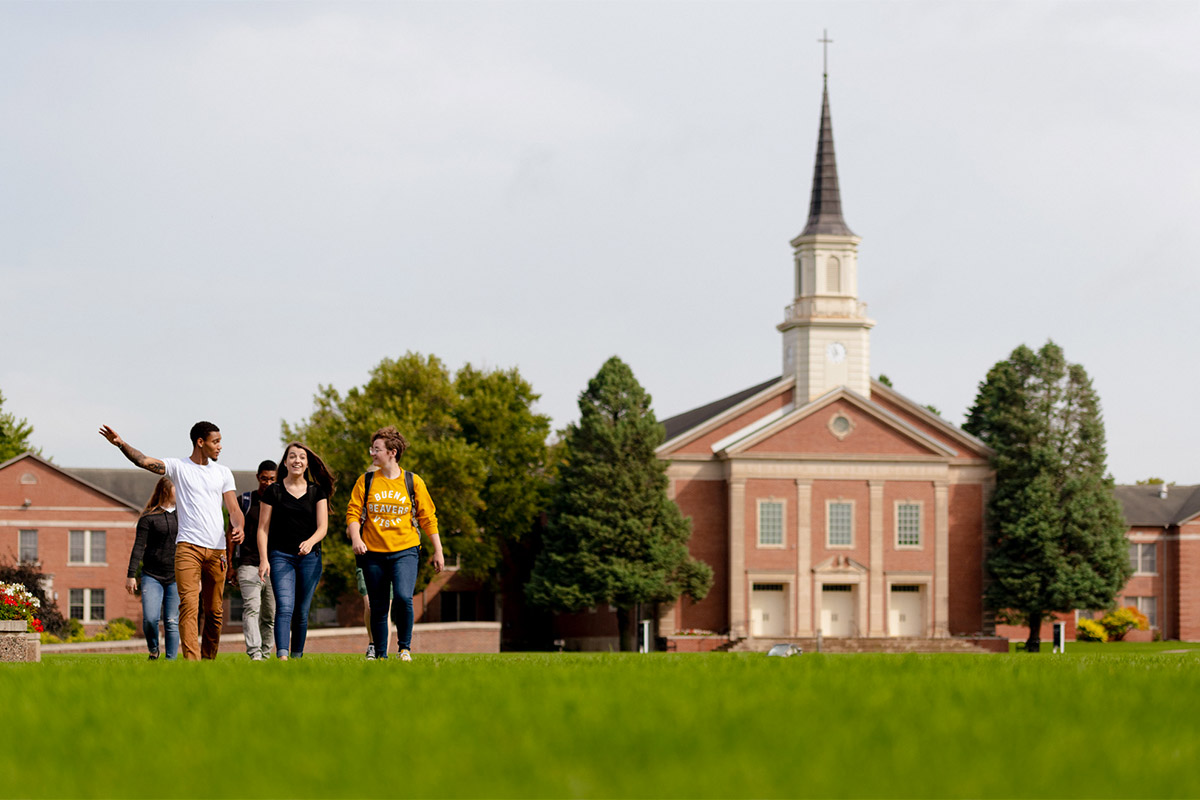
[126,477,179,660]
[257,442,333,660]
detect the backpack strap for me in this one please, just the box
[239,491,253,515]
[359,471,375,524]
[405,470,423,534]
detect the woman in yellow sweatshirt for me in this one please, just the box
[347,426,443,661]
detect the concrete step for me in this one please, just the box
[730,636,1004,654]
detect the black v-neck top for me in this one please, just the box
[261,481,328,554]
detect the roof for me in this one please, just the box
[797,80,855,238]
[1114,484,1200,527]
[66,467,260,508]
[661,377,782,442]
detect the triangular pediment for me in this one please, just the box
[868,380,992,460]
[718,388,958,459]
[813,554,869,575]
[0,451,141,511]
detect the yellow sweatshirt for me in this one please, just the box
[346,470,439,553]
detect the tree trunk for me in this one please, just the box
[1025,610,1042,653]
[616,606,635,652]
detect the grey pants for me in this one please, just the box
[237,564,276,659]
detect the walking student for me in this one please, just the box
[257,442,333,660]
[126,477,179,660]
[228,460,277,660]
[347,426,443,662]
[100,421,244,661]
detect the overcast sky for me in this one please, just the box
[2,1,1197,484]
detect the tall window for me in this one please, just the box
[68,588,106,622]
[19,530,38,563]
[825,256,841,293]
[758,501,784,547]
[896,504,921,548]
[1129,596,1157,628]
[828,502,853,547]
[1129,542,1156,575]
[69,530,106,564]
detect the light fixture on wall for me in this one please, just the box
[22,498,31,508]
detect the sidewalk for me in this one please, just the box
[42,621,499,655]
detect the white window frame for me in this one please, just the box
[894,501,923,549]
[1128,596,1157,629]
[757,499,786,549]
[68,588,106,622]
[68,529,107,565]
[826,500,854,549]
[19,529,38,563]
[1129,542,1157,575]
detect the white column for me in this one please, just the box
[869,480,885,636]
[935,481,950,638]
[795,479,813,635]
[729,477,747,639]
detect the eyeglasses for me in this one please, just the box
[368,447,389,455]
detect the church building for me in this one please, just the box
[657,76,996,648]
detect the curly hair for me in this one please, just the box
[371,426,409,462]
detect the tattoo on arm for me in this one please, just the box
[119,442,165,474]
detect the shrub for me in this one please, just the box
[0,559,69,637]
[1075,618,1107,642]
[94,621,135,641]
[1101,607,1150,641]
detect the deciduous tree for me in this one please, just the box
[0,390,37,462]
[964,341,1131,652]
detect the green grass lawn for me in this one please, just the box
[3,648,1199,799]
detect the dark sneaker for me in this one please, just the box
[365,643,376,660]
[148,652,159,661]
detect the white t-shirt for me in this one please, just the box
[163,457,236,549]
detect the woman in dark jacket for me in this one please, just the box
[126,477,179,660]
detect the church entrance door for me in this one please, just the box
[820,584,855,637]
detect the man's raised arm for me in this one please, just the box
[98,425,166,474]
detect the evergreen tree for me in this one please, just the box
[0,390,37,462]
[964,341,1131,651]
[526,356,713,651]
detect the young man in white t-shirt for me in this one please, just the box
[100,421,245,660]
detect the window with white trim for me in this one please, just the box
[758,501,784,547]
[69,530,106,564]
[896,503,921,548]
[1129,596,1157,628]
[69,588,106,622]
[1128,542,1156,575]
[19,530,38,563]
[827,502,853,547]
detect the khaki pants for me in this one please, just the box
[175,542,226,660]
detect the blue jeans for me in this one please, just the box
[140,575,180,660]
[269,548,322,657]
[361,547,419,658]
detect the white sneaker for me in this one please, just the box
[399,649,412,662]
[365,643,376,660]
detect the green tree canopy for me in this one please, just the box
[283,353,550,606]
[964,341,1131,651]
[526,356,713,651]
[0,390,37,462]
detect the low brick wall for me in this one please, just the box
[43,622,501,657]
[665,636,729,653]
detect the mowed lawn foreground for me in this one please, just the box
[3,648,1200,799]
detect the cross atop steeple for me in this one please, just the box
[819,29,832,80]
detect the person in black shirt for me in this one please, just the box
[227,460,277,661]
[126,477,179,660]
[257,443,333,660]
